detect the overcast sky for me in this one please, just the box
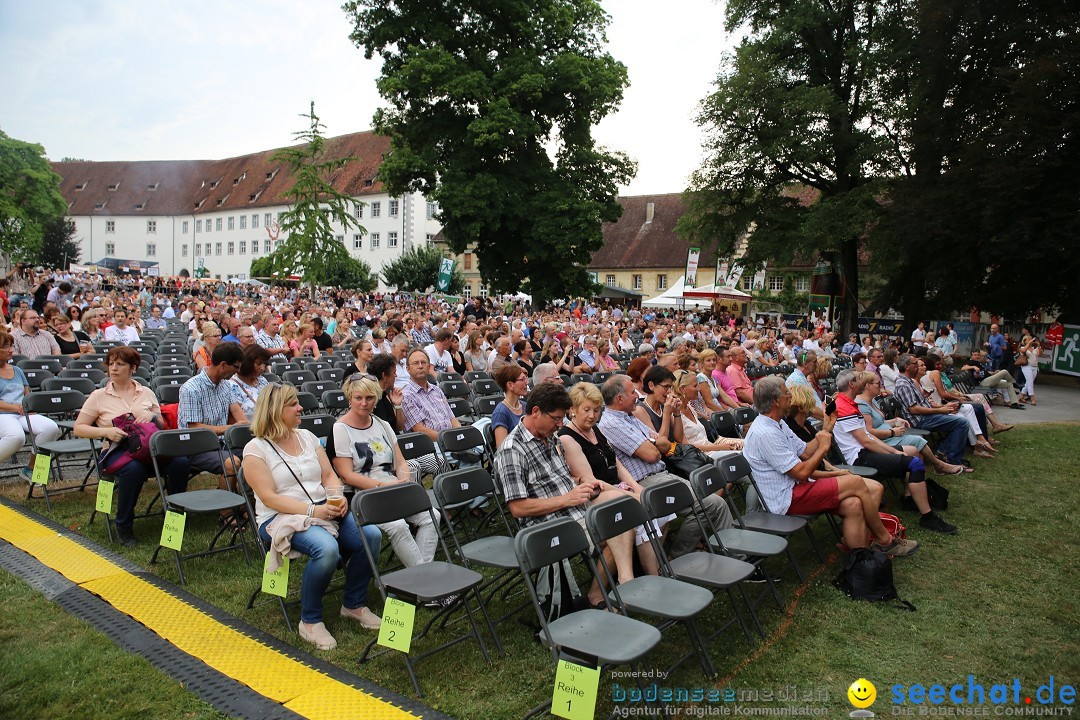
[0,0,734,196]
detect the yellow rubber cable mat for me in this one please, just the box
[0,503,420,720]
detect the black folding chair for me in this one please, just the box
[22,391,98,510]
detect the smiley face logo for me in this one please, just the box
[848,678,877,709]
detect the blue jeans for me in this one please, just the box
[259,510,382,624]
[109,455,190,530]
[914,413,970,465]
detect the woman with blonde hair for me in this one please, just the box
[289,323,320,359]
[82,309,106,344]
[193,322,223,370]
[242,382,383,650]
[332,375,439,569]
[672,369,743,458]
[465,329,487,372]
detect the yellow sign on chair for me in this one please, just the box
[159,510,186,551]
[95,479,114,515]
[552,658,600,720]
[377,597,416,653]
[262,555,289,597]
[30,455,51,485]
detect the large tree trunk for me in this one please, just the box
[839,237,860,338]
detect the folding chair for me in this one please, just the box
[472,394,501,419]
[446,397,473,422]
[397,432,448,483]
[59,368,106,384]
[352,483,500,697]
[21,369,54,390]
[436,371,463,384]
[42,377,96,395]
[437,425,486,469]
[148,429,252,585]
[18,358,63,373]
[235,466,294,631]
[463,370,491,385]
[640,478,761,640]
[514,517,662,719]
[585,497,717,677]
[151,375,189,390]
[301,380,335,400]
[298,414,335,445]
[156,384,181,405]
[283,370,316,386]
[271,362,300,375]
[296,391,320,415]
[317,368,344,384]
[733,407,758,435]
[22,390,98,510]
[470,378,500,398]
[438,380,471,404]
[322,389,348,416]
[710,410,741,439]
[569,373,593,386]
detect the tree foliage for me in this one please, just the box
[380,243,465,295]
[344,0,636,306]
[270,102,368,290]
[0,130,68,262]
[251,247,376,291]
[35,217,81,269]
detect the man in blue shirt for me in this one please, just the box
[985,323,1006,369]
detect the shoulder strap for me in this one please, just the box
[264,439,316,504]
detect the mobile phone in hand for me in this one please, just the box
[825,399,837,415]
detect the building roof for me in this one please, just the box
[589,193,721,270]
[52,131,391,218]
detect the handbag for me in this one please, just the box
[663,443,712,479]
[98,413,159,473]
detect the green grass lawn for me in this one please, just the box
[2,423,1078,719]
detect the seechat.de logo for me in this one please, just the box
[848,678,877,718]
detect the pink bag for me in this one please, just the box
[99,414,158,473]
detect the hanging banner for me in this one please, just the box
[856,318,904,336]
[715,258,727,287]
[684,247,701,288]
[1052,325,1080,377]
[435,258,455,293]
[752,269,766,291]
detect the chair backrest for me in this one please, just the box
[283,370,316,385]
[584,494,648,545]
[18,358,62,373]
[322,390,348,413]
[317,368,343,383]
[271,362,300,375]
[59,368,106,383]
[592,371,613,383]
[439,380,470,400]
[298,414,335,440]
[710,411,739,437]
[689,464,727,503]
[473,394,502,418]
[154,365,191,376]
[156,384,182,405]
[446,397,472,419]
[437,371,463,384]
[463,370,492,384]
[302,361,331,374]
[23,389,86,415]
[639,477,697,518]
[352,481,432,526]
[301,380,335,398]
[42,377,96,395]
[79,353,108,363]
[715,454,752,486]
[433,466,497,508]
[296,392,320,413]
[397,432,438,462]
[471,379,499,397]
[224,424,255,457]
[151,428,222,458]
[152,375,190,388]
[41,353,73,367]
[438,425,484,454]
[734,407,758,425]
[513,517,591,574]
[21,369,54,388]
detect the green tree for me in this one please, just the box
[0,130,68,262]
[344,0,636,306]
[380,244,465,295]
[35,217,81,269]
[680,1,903,336]
[251,247,375,290]
[270,102,367,290]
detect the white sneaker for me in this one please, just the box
[340,605,382,630]
[298,621,337,650]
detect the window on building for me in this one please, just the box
[215,242,222,256]
[196,219,202,233]
[239,215,246,230]
[227,241,235,255]
[479,284,489,298]
[215,218,222,231]
[426,201,436,219]
[632,274,642,290]
[275,239,283,249]
[370,233,380,249]
[182,220,189,234]
[464,253,472,270]
[742,275,753,291]
[252,214,259,228]
[388,231,398,248]
[389,199,399,217]
[769,275,785,292]
[657,274,667,290]
[606,274,616,288]
[795,275,810,292]
[354,202,363,219]
[264,239,271,253]
[426,233,434,242]
[147,220,156,233]
[264,213,271,227]
[105,242,115,255]
[353,234,363,250]
[146,243,157,257]
[105,220,115,233]
[227,216,235,230]
[371,201,381,218]
[250,240,258,255]
[181,244,188,257]
[462,284,472,299]
[195,243,202,256]
[239,240,246,254]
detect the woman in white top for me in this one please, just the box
[228,345,272,423]
[879,348,901,394]
[672,370,743,460]
[242,382,383,650]
[464,329,487,372]
[332,375,440,569]
[1018,337,1040,405]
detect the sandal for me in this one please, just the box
[940,464,971,475]
[974,449,995,459]
[995,424,1014,433]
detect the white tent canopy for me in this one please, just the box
[641,276,715,308]
[682,282,752,302]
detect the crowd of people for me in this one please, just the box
[1,262,1060,652]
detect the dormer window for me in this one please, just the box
[135,202,145,210]
[249,190,262,203]
[107,182,120,191]
[194,198,205,209]
[216,193,230,206]
[94,202,106,209]
[233,172,247,185]
[147,182,159,191]
[75,182,87,191]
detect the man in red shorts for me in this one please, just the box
[742,376,918,557]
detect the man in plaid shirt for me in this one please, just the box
[893,354,970,466]
[178,342,245,482]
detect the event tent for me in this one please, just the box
[641,276,715,308]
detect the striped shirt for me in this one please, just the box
[255,330,288,358]
[178,370,233,430]
[596,408,664,482]
[12,329,60,358]
[892,375,927,426]
[742,415,806,515]
[401,379,455,433]
[493,421,584,527]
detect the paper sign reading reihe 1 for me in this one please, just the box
[552,658,600,720]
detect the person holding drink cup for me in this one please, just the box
[332,375,441,569]
[242,382,383,650]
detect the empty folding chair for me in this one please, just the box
[592,371,614,384]
[463,370,492,385]
[301,380,335,399]
[438,380,471,403]
[472,394,501,419]
[569,373,593,386]
[353,482,500,697]
[437,371,464,384]
[42,377,96,396]
[19,358,63,374]
[446,397,474,422]
[470,378,500,398]
[322,389,348,416]
[317,368,344,383]
[22,391,98,510]
[21,368,54,390]
[41,354,73,368]
[296,391,320,415]
[437,425,486,469]
[151,376,189,390]
[156,384,182,405]
[397,432,448,481]
[298,414,335,446]
[271,362,300,375]
[60,368,106,384]
[283,369,316,386]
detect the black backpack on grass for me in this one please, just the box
[835,548,916,611]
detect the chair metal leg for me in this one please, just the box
[726,587,754,644]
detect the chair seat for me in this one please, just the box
[711,527,788,557]
[382,561,483,602]
[38,438,97,454]
[741,512,808,535]
[835,464,879,477]
[165,489,247,513]
[542,609,662,666]
[460,536,517,570]
[669,552,756,588]
[612,576,713,619]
